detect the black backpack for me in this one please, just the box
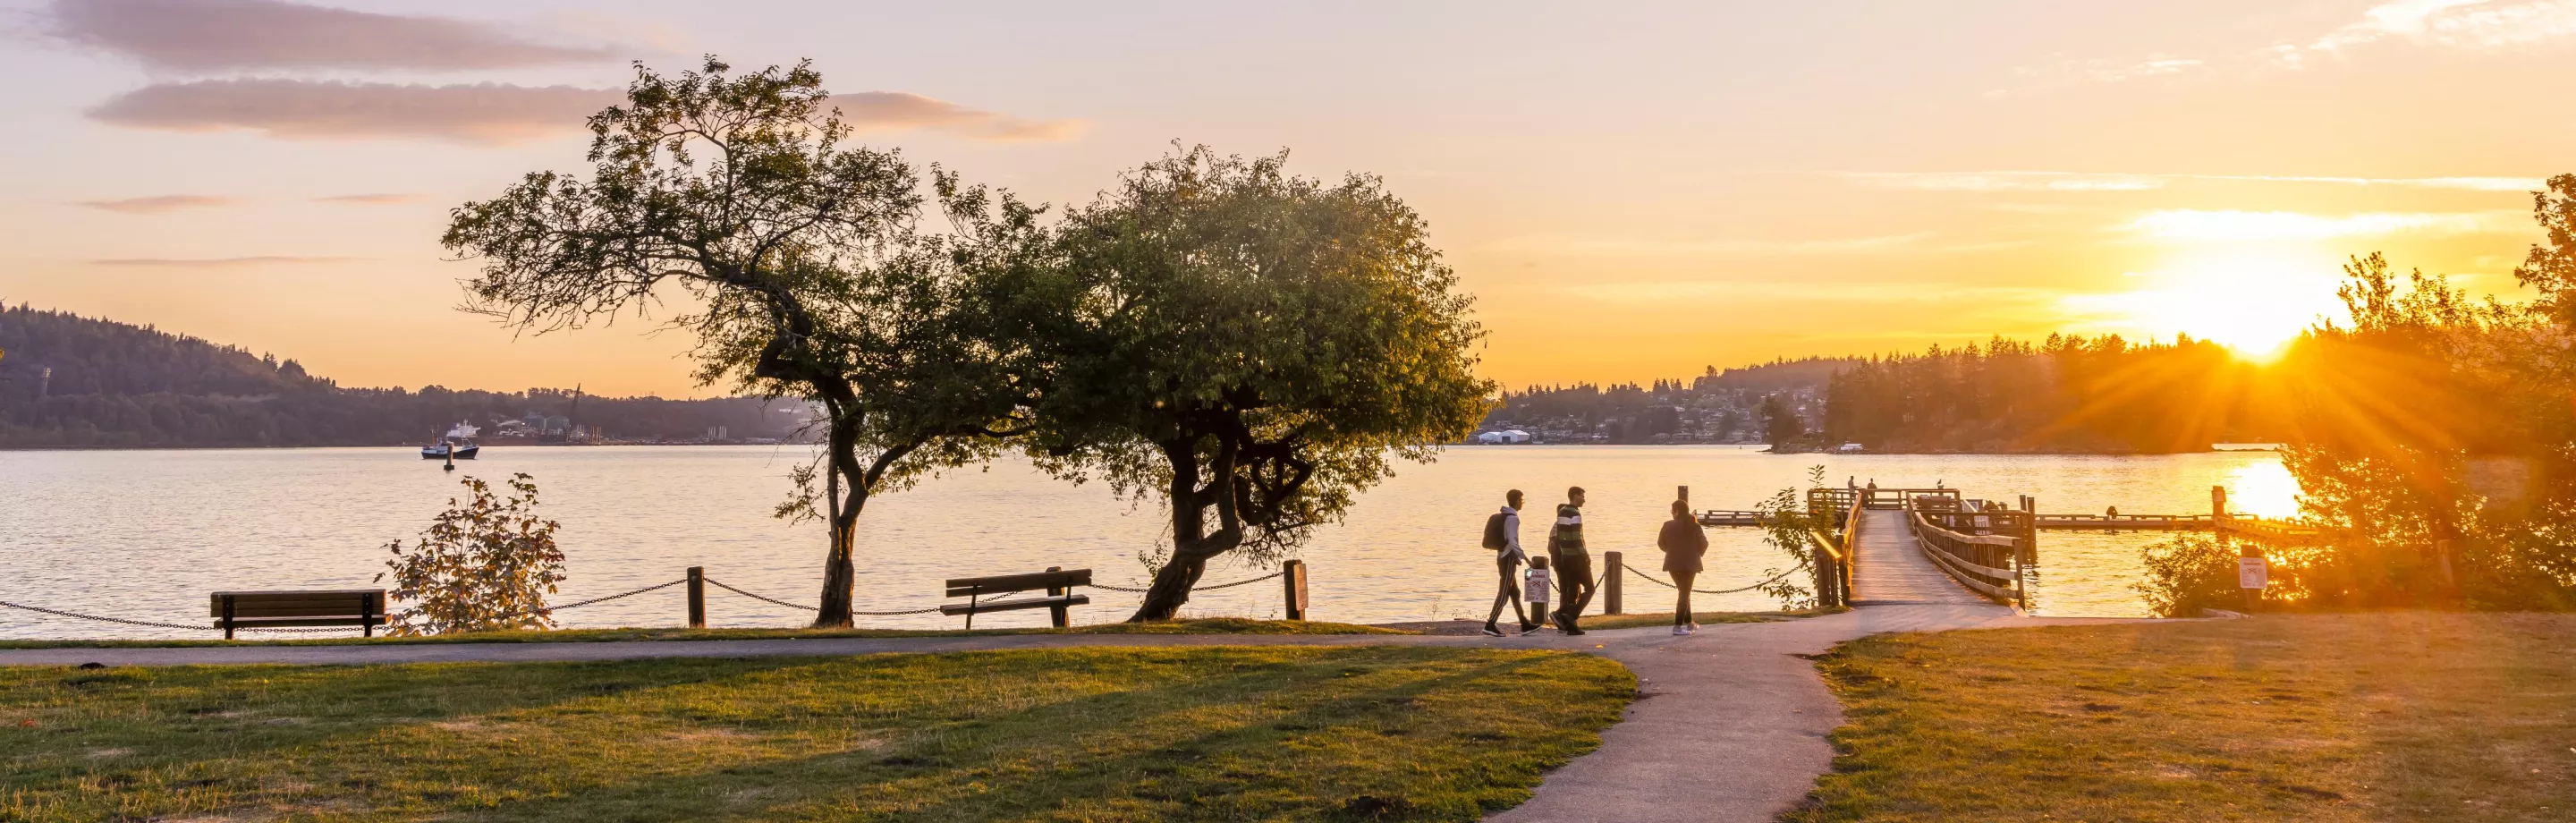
[1482,512,1511,550]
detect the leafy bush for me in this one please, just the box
[377,473,565,635]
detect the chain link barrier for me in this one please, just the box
[4,568,1297,637]
[0,577,690,637]
[1091,570,1284,594]
[1623,564,1801,595]
[703,578,945,616]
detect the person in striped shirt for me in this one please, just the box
[1548,486,1596,634]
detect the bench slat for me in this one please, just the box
[209,590,383,600]
[220,606,377,619]
[210,590,381,617]
[945,569,1089,598]
[937,594,1089,615]
[212,616,388,629]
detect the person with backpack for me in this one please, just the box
[1657,498,1710,634]
[1481,489,1538,636]
[1549,486,1595,635]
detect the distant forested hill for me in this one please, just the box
[1477,358,1856,444]
[0,303,810,448]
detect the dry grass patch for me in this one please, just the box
[1790,612,2576,822]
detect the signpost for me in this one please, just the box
[1525,556,1552,617]
[2237,551,2267,613]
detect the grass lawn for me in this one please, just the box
[0,645,1631,822]
[0,618,1405,649]
[1790,612,2576,822]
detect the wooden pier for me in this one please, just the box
[1726,481,2333,609]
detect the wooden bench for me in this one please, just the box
[941,567,1089,629]
[210,590,386,640]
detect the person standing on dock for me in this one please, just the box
[1657,499,1709,634]
[1481,489,1538,637]
[1549,487,1595,635]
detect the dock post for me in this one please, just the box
[685,566,706,629]
[1677,486,1690,507]
[1281,559,1309,621]
[1604,551,1623,615]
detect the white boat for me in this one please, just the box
[420,422,481,459]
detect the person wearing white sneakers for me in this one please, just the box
[1655,498,1709,634]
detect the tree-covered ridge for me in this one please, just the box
[0,304,808,448]
[1820,334,2290,454]
[0,302,333,397]
[1479,358,1851,444]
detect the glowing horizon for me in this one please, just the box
[0,1,2566,397]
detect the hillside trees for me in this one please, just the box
[442,58,1036,626]
[1013,148,1494,620]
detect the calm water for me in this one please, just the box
[0,445,2298,638]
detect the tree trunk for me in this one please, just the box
[1130,551,1209,621]
[811,412,868,627]
[1129,437,1249,620]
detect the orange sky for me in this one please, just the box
[3,1,2572,396]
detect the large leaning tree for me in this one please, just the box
[441,58,1038,626]
[1020,147,1495,621]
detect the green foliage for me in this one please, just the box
[2132,536,2256,619]
[1749,465,1825,608]
[2253,178,2576,611]
[441,57,1036,624]
[1759,393,1807,446]
[1011,147,1496,618]
[377,473,564,636]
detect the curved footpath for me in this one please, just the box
[0,510,2157,821]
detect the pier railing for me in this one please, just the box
[1909,508,2025,608]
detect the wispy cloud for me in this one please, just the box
[91,256,359,268]
[2123,208,2525,241]
[2010,2,2576,91]
[76,194,233,214]
[838,92,1084,142]
[89,80,621,144]
[87,81,1082,145]
[1486,231,1943,257]
[315,193,422,205]
[1557,280,2062,306]
[45,0,620,72]
[1844,171,2543,192]
[2295,0,2576,59]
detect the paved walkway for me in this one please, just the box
[0,511,2148,822]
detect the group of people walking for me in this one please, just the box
[1479,487,1708,637]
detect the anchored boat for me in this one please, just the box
[419,421,481,460]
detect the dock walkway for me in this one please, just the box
[1848,507,2000,607]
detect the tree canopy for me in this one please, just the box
[442,58,1031,625]
[1016,148,1495,619]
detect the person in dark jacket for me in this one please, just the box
[1657,498,1709,634]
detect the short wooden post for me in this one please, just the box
[1525,555,1551,617]
[1677,486,1690,507]
[221,594,236,641]
[1281,559,1309,621]
[1603,551,1623,615]
[685,566,707,629]
[362,591,378,638]
[1046,565,1071,628]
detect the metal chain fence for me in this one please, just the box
[1623,564,1801,596]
